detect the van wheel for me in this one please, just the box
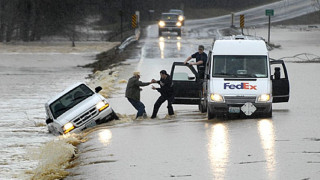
[207,107,215,119]
[199,103,206,113]
[199,92,207,113]
[265,106,272,118]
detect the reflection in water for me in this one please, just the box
[98,129,112,146]
[258,119,276,179]
[159,37,165,59]
[207,123,229,179]
[177,42,181,51]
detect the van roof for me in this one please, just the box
[212,37,268,56]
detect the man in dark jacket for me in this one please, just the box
[184,45,207,79]
[150,70,174,119]
[125,72,151,119]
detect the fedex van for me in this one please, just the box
[199,35,290,118]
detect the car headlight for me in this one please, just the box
[178,16,184,21]
[96,101,109,111]
[176,21,182,27]
[210,93,224,102]
[158,21,165,27]
[63,122,74,134]
[257,94,271,102]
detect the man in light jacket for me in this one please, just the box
[125,71,152,119]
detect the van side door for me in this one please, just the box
[270,60,290,103]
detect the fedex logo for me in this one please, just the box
[224,83,257,90]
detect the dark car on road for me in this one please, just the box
[169,9,185,25]
[158,13,182,36]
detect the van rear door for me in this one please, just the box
[270,60,290,103]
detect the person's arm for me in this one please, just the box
[191,53,207,65]
[135,79,151,87]
[152,85,163,93]
[184,56,192,64]
[192,60,203,65]
[185,52,198,64]
[151,79,160,84]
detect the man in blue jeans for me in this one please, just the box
[125,72,152,119]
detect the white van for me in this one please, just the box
[199,35,290,118]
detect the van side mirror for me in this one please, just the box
[206,74,210,79]
[95,86,102,93]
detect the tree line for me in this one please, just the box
[0,0,283,42]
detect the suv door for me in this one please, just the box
[170,62,202,104]
[270,60,290,103]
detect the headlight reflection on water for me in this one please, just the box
[258,119,276,179]
[159,37,165,59]
[99,129,112,146]
[177,42,181,51]
[207,123,229,179]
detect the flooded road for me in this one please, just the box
[2,0,320,179]
[66,23,320,179]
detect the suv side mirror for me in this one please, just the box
[95,86,102,93]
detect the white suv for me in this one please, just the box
[45,82,118,135]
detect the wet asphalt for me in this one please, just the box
[67,1,320,179]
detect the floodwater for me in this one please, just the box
[2,0,320,179]
[66,25,320,180]
[0,42,118,179]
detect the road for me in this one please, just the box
[67,1,320,179]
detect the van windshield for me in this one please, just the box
[49,84,94,119]
[212,55,268,78]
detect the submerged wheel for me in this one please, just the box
[265,106,272,118]
[112,111,120,120]
[207,107,215,119]
[199,92,207,113]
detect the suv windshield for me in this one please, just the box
[50,84,94,119]
[169,10,183,15]
[212,55,268,78]
[161,14,178,21]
